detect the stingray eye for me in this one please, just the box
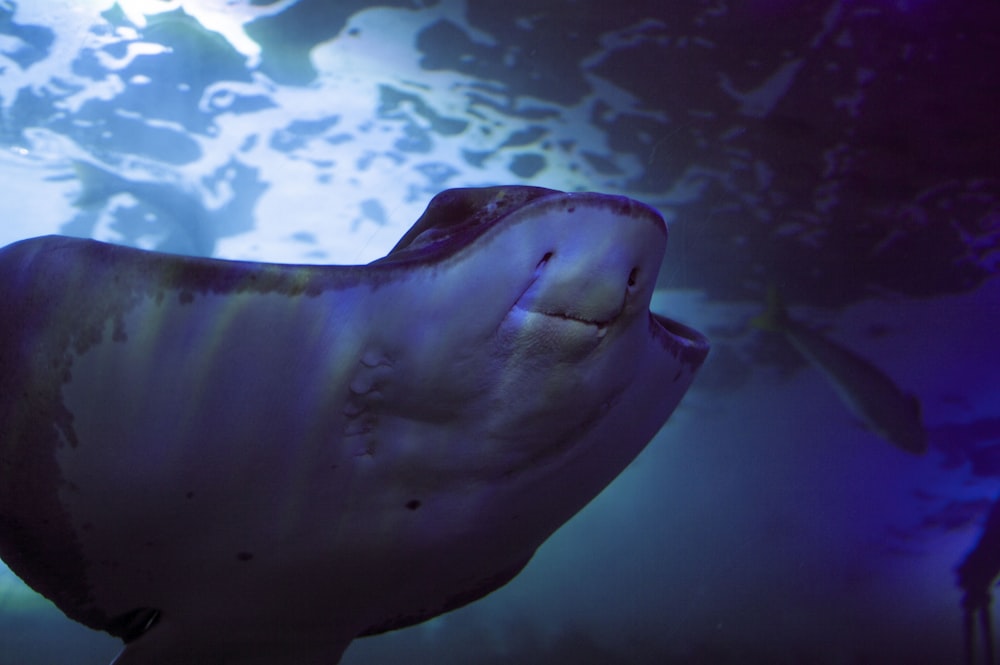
[628,267,639,287]
[537,252,554,269]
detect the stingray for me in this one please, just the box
[0,185,709,664]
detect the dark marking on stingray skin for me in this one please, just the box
[0,246,99,629]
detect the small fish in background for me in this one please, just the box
[955,491,1000,665]
[71,159,218,257]
[751,286,927,454]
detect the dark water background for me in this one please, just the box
[1,1,998,663]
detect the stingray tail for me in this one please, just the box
[749,284,791,332]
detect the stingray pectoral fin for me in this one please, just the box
[72,160,128,207]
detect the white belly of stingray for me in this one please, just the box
[0,186,709,665]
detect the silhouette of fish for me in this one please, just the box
[72,160,217,257]
[0,186,708,665]
[752,286,926,454]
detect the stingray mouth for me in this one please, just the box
[497,281,623,361]
[507,282,626,344]
[507,252,632,334]
[539,310,616,328]
[526,299,622,329]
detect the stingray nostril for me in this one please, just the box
[537,251,554,269]
[627,267,639,288]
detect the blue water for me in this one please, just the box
[1,1,998,663]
